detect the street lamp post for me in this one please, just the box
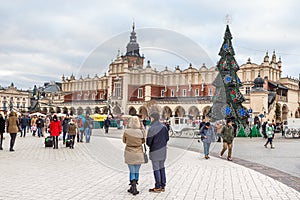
[107,96,113,118]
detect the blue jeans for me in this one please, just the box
[22,126,27,137]
[37,127,42,137]
[152,160,166,188]
[85,128,91,143]
[128,164,141,181]
[203,142,211,156]
[63,131,68,142]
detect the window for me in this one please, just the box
[114,82,121,97]
[138,88,143,98]
[171,90,175,97]
[183,89,186,97]
[100,93,104,99]
[77,94,81,100]
[17,102,20,108]
[195,89,199,96]
[161,90,165,97]
[23,103,26,108]
[3,102,6,111]
[246,87,250,94]
[209,88,213,96]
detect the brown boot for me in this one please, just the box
[149,187,161,193]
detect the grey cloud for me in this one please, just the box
[0,0,300,89]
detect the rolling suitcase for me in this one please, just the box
[65,139,71,148]
[45,136,53,147]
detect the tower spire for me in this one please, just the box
[132,21,135,31]
[125,22,140,57]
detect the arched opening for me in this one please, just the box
[62,107,68,114]
[129,107,137,116]
[113,106,122,115]
[95,106,100,114]
[295,110,299,118]
[202,106,211,119]
[42,107,48,114]
[282,104,288,121]
[49,107,55,114]
[188,106,200,120]
[174,106,185,117]
[162,106,172,119]
[139,106,148,119]
[56,107,61,113]
[102,106,108,114]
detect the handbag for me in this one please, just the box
[143,144,148,163]
[141,128,148,163]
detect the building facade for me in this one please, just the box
[238,52,300,121]
[59,24,300,122]
[0,83,31,113]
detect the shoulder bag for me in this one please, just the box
[141,128,148,163]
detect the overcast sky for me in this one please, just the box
[0,0,299,89]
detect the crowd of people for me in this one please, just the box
[0,110,278,196]
[0,111,94,151]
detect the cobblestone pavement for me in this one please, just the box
[0,131,300,200]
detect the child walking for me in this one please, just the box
[264,122,275,149]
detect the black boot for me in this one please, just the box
[131,180,139,195]
[127,180,133,193]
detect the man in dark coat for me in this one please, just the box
[35,116,44,137]
[62,115,70,144]
[20,115,29,137]
[146,112,169,193]
[104,117,110,134]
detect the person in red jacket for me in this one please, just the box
[50,115,62,149]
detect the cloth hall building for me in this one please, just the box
[58,25,300,122]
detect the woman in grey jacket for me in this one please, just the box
[200,122,215,159]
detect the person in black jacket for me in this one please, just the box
[146,111,169,193]
[62,115,70,144]
[20,115,29,137]
[0,112,5,150]
[104,117,110,134]
[35,116,44,137]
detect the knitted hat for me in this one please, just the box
[150,111,160,121]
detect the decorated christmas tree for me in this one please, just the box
[207,25,248,126]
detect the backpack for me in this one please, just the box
[78,118,83,128]
[199,121,205,130]
[84,118,92,129]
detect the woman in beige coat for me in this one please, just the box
[123,116,145,195]
[7,111,19,151]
